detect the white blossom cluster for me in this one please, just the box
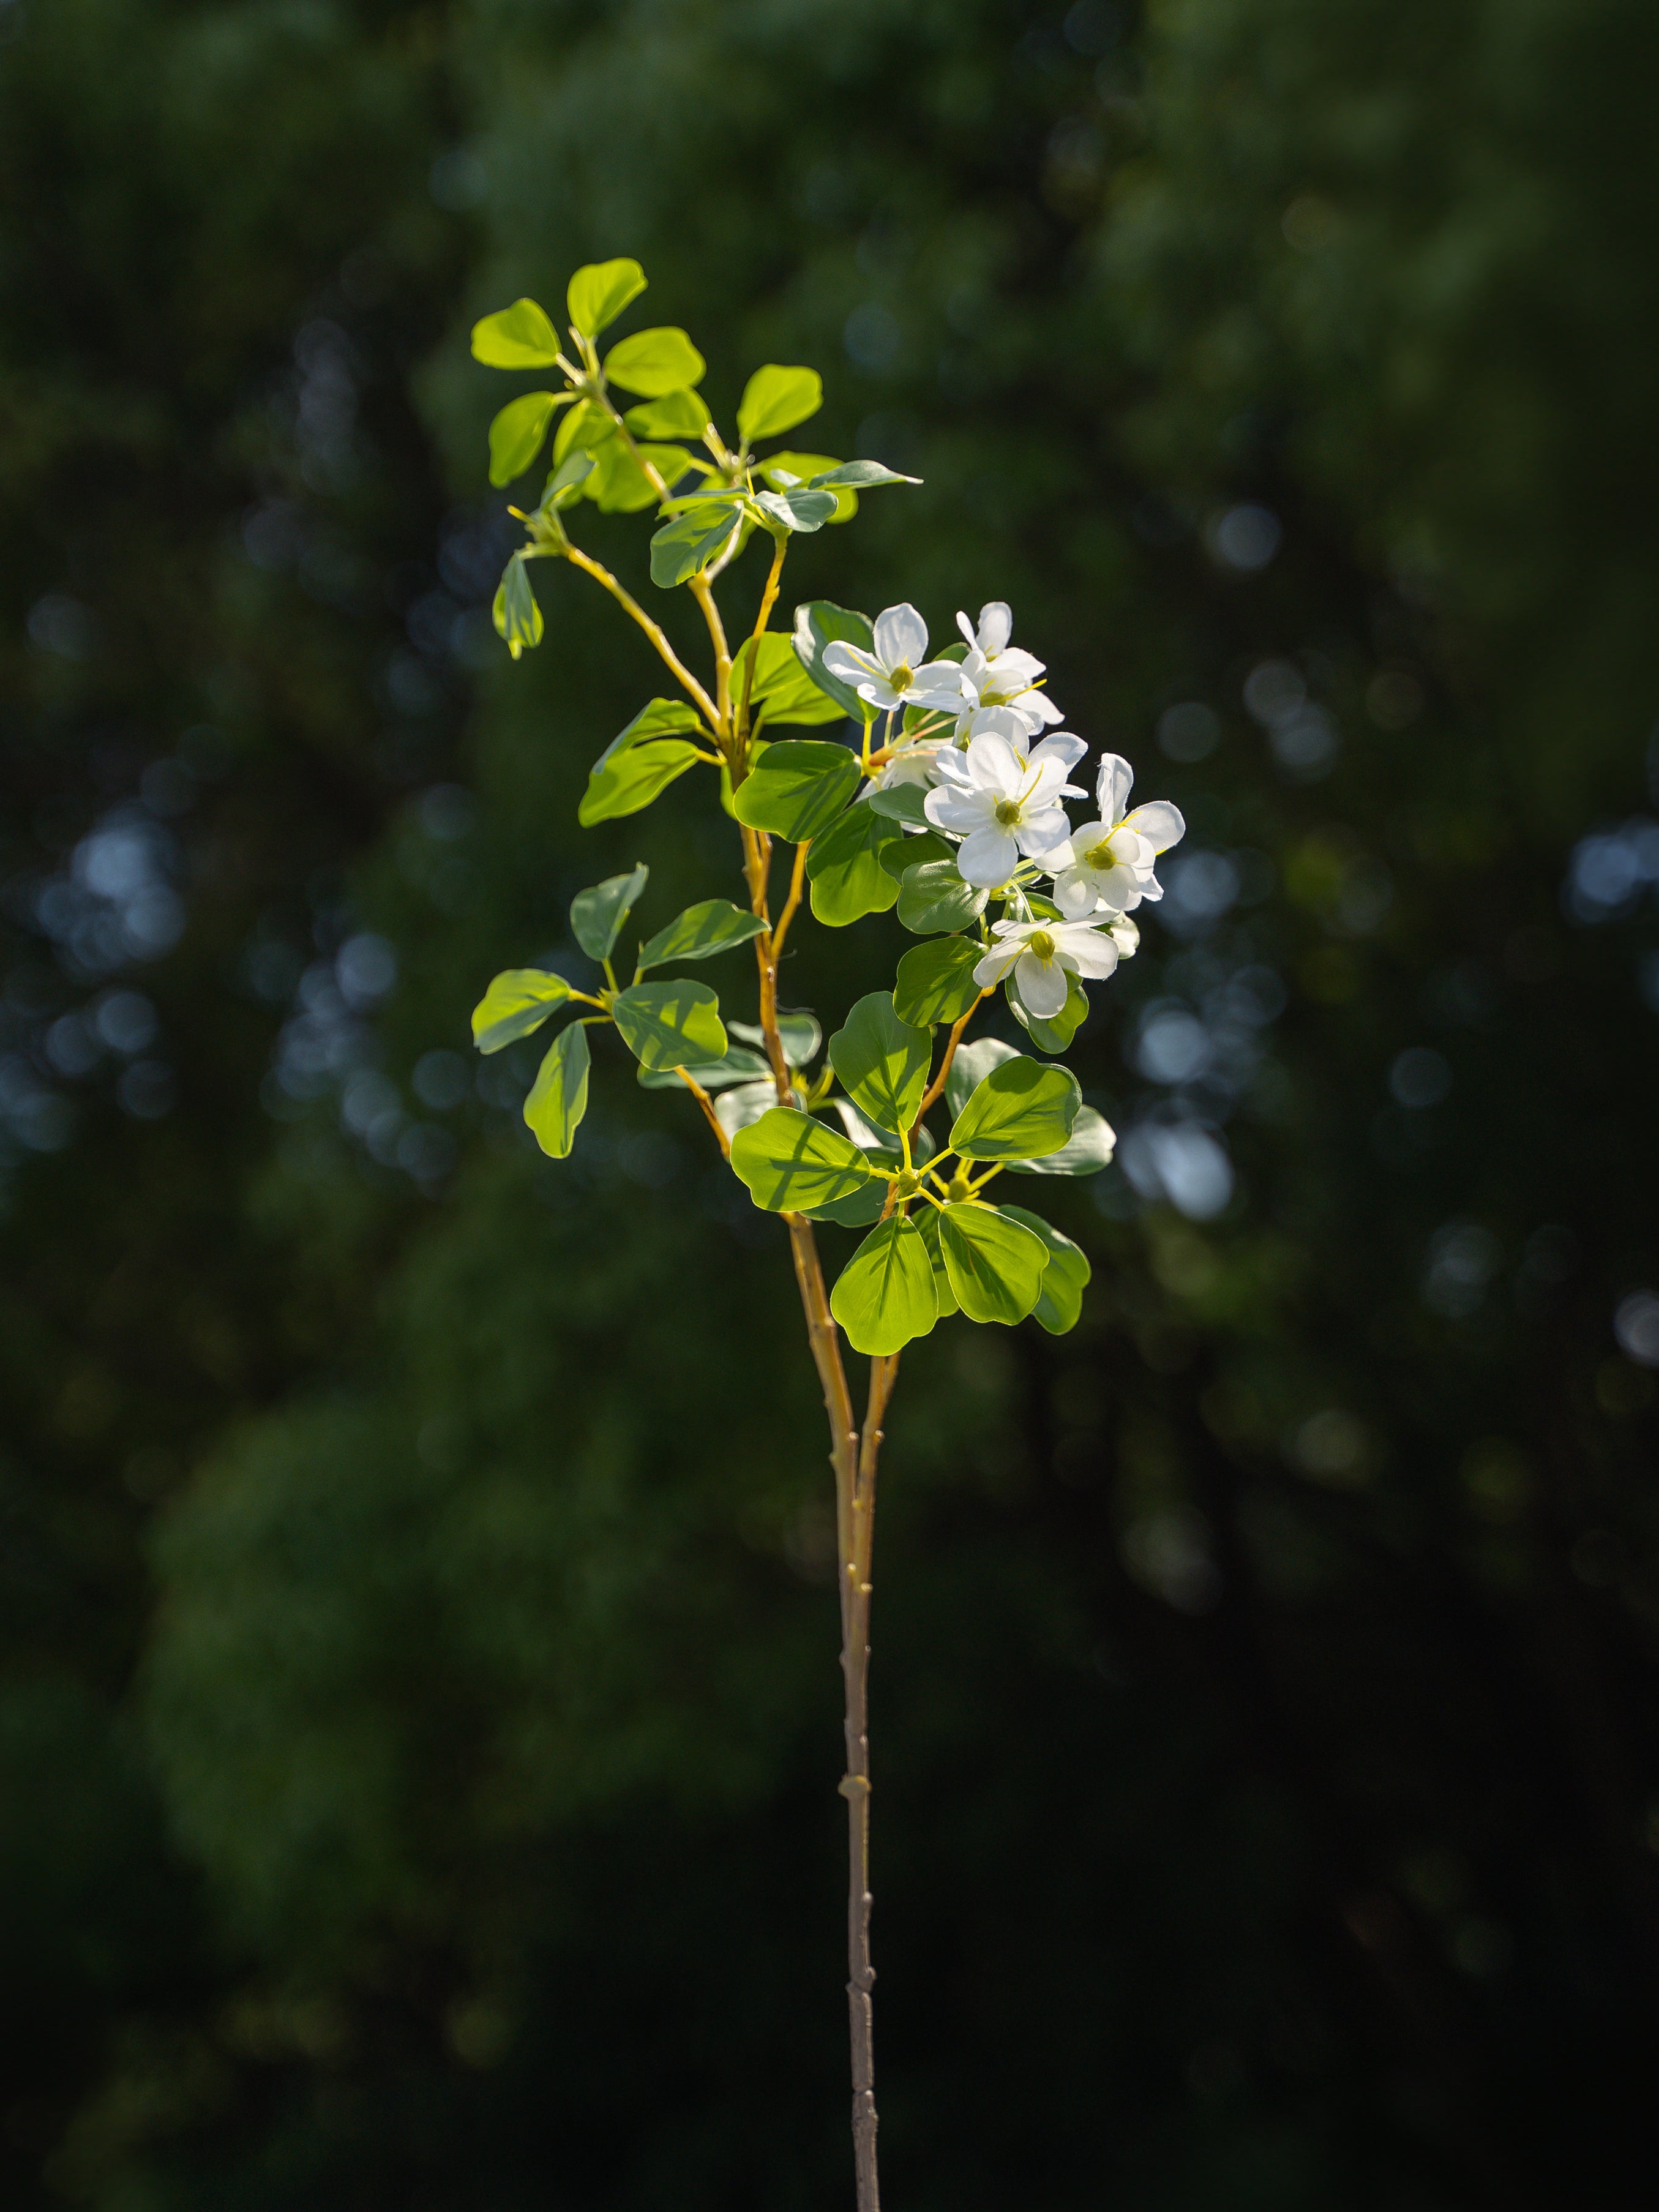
[823,602,1186,1018]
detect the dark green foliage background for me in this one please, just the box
[3,0,1657,2204]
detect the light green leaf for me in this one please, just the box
[624,388,711,439]
[945,1037,1019,1121]
[637,899,767,971]
[471,967,574,1054]
[893,935,983,1029]
[637,1045,771,1091]
[492,552,543,659]
[650,498,741,588]
[809,458,921,489]
[611,980,727,1071]
[571,864,649,961]
[791,601,875,718]
[730,1014,822,1068]
[1006,1106,1117,1177]
[1008,968,1090,1054]
[730,739,859,841]
[829,1101,937,1167]
[866,782,931,827]
[586,438,692,512]
[536,449,595,514]
[592,696,705,772]
[878,829,952,881]
[471,298,563,369]
[753,486,837,533]
[730,632,844,727]
[830,1217,937,1355]
[760,453,856,522]
[998,1205,1092,1334]
[523,1021,590,1159]
[949,1055,1080,1161]
[577,741,701,827]
[806,802,904,926]
[553,398,618,464]
[896,858,987,934]
[937,1202,1049,1325]
[604,326,706,397]
[802,1180,890,1229]
[729,1106,874,1213]
[714,1079,790,1144]
[567,257,646,339]
[915,1204,959,1317]
[828,991,932,1138]
[737,364,824,444]
[489,392,561,487]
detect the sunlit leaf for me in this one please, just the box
[866,783,931,827]
[611,979,727,1071]
[892,935,982,1029]
[649,498,741,588]
[808,458,921,489]
[877,829,952,881]
[729,1106,873,1212]
[1008,968,1090,1054]
[737,364,824,444]
[806,802,904,926]
[759,452,856,521]
[523,1021,590,1159]
[553,398,618,464]
[730,739,859,841]
[637,899,767,971]
[754,485,837,533]
[489,391,561,486]
[937,1202,1049,1325]
[944,1037,1019,1121]
[567,257,646,338]
[790,601,875,718]
[492,552,543,659]
[998,1205,1091,1333]
[731,632,844,727]
[624,388,711,439]
[577,741,701,827]
[830,1217,937,1355]
[896,858,987,934]
[471,967,574,1054]
[915,1204,959,1317]
[604,326,706,397]
[730,1014,822,1068]
[636,1045,772,1091]
[570,864,648,960]
[1005,1106,1116,1177]
[828,991,931,1138]
[949,1055,1080,1161]
[471,297,563,369]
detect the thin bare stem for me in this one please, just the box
[561,544,719,729]
[736,537,788,744]
[908,991,987,1145]
[675,1067,730,1159]
[771,841,810,962]
[691,574,733,736]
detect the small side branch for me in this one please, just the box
[908,992,987,1145]
[675,1067,730,1159]
[561,544,720,729]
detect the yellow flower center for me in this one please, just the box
[888,662,912,690]
[994,798,1023,825]
[1028,930,1055,961]
[1085,838,1116,870]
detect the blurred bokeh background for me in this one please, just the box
[4,0,1659,2204]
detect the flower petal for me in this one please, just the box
[1123,800,1186,853]
[1015,950,1069,1018]
[823,642,882,682]
[972,940,1022,989]
[1030,732,1087,774]
[924,784,991,833]
[976,601,1013,656]
[1051,868,1100,920]
[1015,805,1073,858]
[957,826,1020,886]
[1096,752,1134,824]
[1055,923,1120,979]
[964,730,1024,794]
[874,602,928,670]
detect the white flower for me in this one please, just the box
[1047,752,1185,918]
[924,731,1080,887]
[822,603,967,714]
[972,916,1122,1019]
[950,602,1063,734]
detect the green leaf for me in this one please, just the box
[1008,969,1090,1054]
[592,696,705,773]
[893,935,983,1029]
[802,1180,889,1229]
[611,980,727,1071]
[937,1202,1049,1325]
[492,552,543,659]
[489,391,561,487]
[523,1021,590,1160]
[998,1205,1092,1334]
[878,829,952,882]
[866,782,932,827]
[553,398,618,464]
[624,388,711,439]
[578,741,701,827]
[713,1079,788,1145]
[731,632,844,727]
[809,458,921,489]
[730,739,859,841]
[737,364,824,444]
[791,601,875,718]
[753,486,837,533]
[536,449,595,514]
[829,1101,936,1168]
[1006,1105,1117,1177]
[828,991,932,1138]
[567,257,646,339]
[730,1014,822,1068]
[637,1044,771,1091]
[806,802,904,926]
[471,967,574,1054]
[896,858,987,934]
[830,1217,937,1355]
[604,326,706,397]
[649,498,741,588]
[760,453,856,522]
[915,1205,959,1317]
[471,298,563,369]
[945,1038,1019,1122]
[571,864,648,960]
[949,1055,1080,1162]
[729,1106,874,1213]
[587,438,692,512]
[637,899,767,971]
